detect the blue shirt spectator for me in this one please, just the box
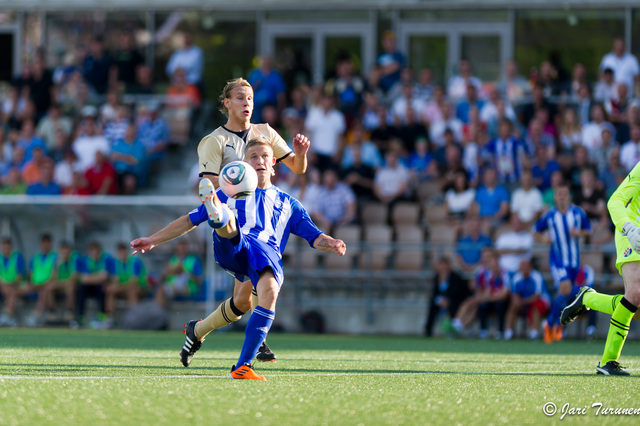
[474,168,510,218]
[455,85,484,124]
[376,31,406,93]
[456,217,492,270]
[248,56,287,123]
[111,125,147,179]
[482,120,529,185]
[531,151,561,192]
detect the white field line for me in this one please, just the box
[2,369,638,380]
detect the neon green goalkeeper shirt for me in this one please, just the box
[608,161,640,230]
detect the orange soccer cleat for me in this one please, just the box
[229,364,266,381]
[552,324,564,342]
[543,322,553,344]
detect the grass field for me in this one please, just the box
[1,329,639,425]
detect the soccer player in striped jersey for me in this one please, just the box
[534,183,591,344]
[194,77,311,362]
[130,138,346,380]
[561,161,640,375]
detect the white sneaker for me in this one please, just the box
[0,314,9,326]
[494,331,502,340]
[25,315,40,328]
[504,329,514,340]
[198,178,225,226]
[478,329,489,339]
[586,325,597,340]
[528,329,539,340]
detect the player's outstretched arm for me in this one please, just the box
[282,133,310,174]
[313,234,346,256]
[130,215,195,255]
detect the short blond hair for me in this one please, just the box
[218,78,252,117]
[244,136,273,155]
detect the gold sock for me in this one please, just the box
[195,297,243,339]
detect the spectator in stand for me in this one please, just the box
[510,169,544,227]
[312,168,357,233]
[374,30,406,95]
[288,86,308,120]
[2,85,26,129]
[591,127,616,175]
[542,170,564,207]
[581,103,613,151]
[573,167,607,225]
[566,145,592,192]
[165,31,204,93]
[394,105,428,154]
[520,83,557,129]
[524,118,555,159]
[0,238,27,327]
[154,240,203,308]
[594,68,617,103]
[76,241,114,328]
[327,55,368,127]
[599,146,625,196]
[532,146,561,192]
[414,68,435,101]
[608,83,631,140]
[21,146,49,185]
[72,110,110,172]
[100,90,122,125]
[374,149,411,207]
[390,83,423,126]
[3,145,25,180]
[111,123,146,194]
[340,121,383,170]
[456,84,484,124]
[421,85,446,127]
[447,59,482,101]
[480,86,517,134]
[483,119,529,186]
[36,103,72,152]
[304,92,346,171]
[26,160,61,195]
[288,169,322,213]
[104,242,148,327]
[54,148,80,191]
[82,35,114,96]
[599,38,639,96]
[471,168,510,229]
[408,138,437,185]
[569,62,589,97]
[498,60,530,104]
[456,215,492,273]
[103,105,131,146]
[574,82,595,127]
[248,56,287,123]
[1,167,27,195]
[370,105,394,154]
[85,149,118,195]
[537,60,563,97]
[495,214,534,277]
[17,119,47,162]
[166,67,201,109]
[128,65,156,95]
[425,256,473,337]
[620,124,640,172]
[64,170,91,196]
[112,30,144,92]
[504,259,551,340]
[429,103,463,147]
[444,170,476,228]
[385,67,416,106]
[342,143,377,203]
[558,108,582,152]
[137,101,169,168]
[26,56,55,122]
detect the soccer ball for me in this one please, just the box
[219,160,258,199]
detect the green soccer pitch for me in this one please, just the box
[1,329,639,425]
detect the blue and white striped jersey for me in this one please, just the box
[189,185,323,254]
[535,205,591,269]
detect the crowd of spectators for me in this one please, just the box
[0,31,203,196]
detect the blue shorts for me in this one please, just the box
[550,265,579,289]
[213,232,284,289]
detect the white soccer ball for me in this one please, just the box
[219,160,258,199]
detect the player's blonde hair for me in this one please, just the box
[218,78,252,117]
[244,136,273,155]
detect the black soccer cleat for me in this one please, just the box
[560,286,594,325]
[596,361,630,376]
[180,320,204,367]
[255,340,277,362]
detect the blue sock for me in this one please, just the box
[236,306,275,367]
[207,208,229,229]
[548,295,569,326]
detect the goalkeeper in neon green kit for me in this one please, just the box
[561,163,640,376]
